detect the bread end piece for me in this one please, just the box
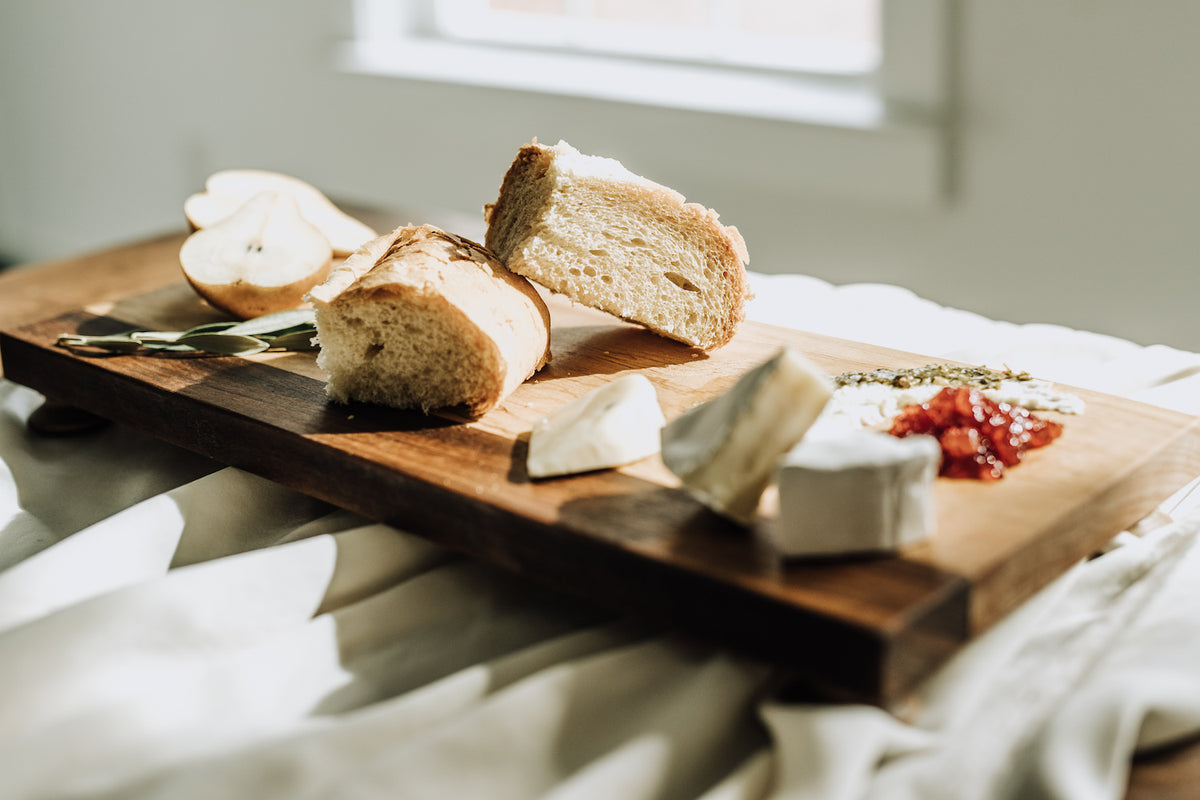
[485,139,750,351]
[307,224,551,418]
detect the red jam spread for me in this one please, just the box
[888,386,1063,480]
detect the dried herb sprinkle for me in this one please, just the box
[834,364,1032,390]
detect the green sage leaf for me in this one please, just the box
[266,330,319,351]
[175,333,270,356]
[130,331,186,344]
[56,334,143,354]
[138,341,207,353]
[225,309,316,338]
[181,321,241,336]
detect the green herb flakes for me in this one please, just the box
[834,364,1032,390]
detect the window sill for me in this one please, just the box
[335,37,947,206]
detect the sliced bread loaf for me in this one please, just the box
[307,224,551,417]
[484,140,750,351]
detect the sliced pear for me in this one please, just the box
[179,191,333,320]
[184,169,376,256]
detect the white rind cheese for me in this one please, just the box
[773,431,941,556]
[661,347,832,524]
[527,373,666,478]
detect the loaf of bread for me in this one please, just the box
[306,224,551,417]
[484,139,750,351]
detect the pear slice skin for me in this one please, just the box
[184,169,376,256]
[180,190,334,320]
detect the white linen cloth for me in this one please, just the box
[2,273,1200,799]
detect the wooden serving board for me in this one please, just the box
[3,283,1199,707]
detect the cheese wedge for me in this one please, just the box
[660,347,832,524]
[527,374,666,478]
[774,431,940,556]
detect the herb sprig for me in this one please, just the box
[57,309,318,357]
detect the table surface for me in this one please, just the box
[1,223,1197,799]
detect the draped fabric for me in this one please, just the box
[3,273,1199,799]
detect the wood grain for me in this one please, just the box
[4,281,1198,708]
[0,232,186,367]
[1126,734,1200,800]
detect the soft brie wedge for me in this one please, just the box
[774,431,940,556]
[527,373,666,478]
[660,347,832,524]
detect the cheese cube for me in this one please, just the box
[773,431,940,556]
[527,373,665,478]
[661,347,832,524]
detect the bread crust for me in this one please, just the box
[308,224,551,417]
[485,140,750,351]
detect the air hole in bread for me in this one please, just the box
[663,271,701,293]
[589,249,607,257]
[365,342,384,359]
[629,237,648,247]
[583,265,597,277]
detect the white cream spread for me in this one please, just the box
[811,376,1085,437]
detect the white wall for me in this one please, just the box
[2,1,1198,351]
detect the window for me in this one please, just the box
[341,0,948,205]
[432,0,880,77]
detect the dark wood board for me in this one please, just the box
[3,283,1199,707]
